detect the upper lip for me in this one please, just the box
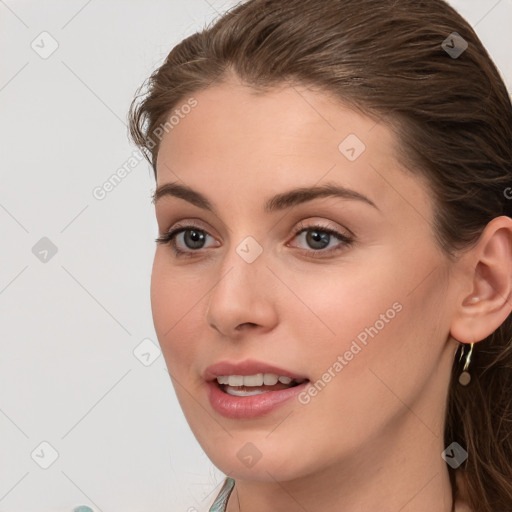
[203,358,308,381]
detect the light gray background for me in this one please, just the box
[1,1,511,511]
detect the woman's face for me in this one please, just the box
[151,77,460,482]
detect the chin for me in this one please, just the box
[202,438,312,482]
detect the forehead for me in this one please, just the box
[155,80,433,227]
[157,80,388,166]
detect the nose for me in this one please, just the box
[205,241,279,338]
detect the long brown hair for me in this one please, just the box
[127,0,512,509]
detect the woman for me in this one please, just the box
[128,0,512,510]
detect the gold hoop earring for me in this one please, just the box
[458,343,474,386]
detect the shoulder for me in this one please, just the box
[189,479,231,512]
[195,476,235,512]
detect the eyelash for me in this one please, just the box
[154,221,354,259]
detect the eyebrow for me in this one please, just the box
[152,181,379,213]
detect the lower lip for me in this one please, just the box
[206,380,310,419]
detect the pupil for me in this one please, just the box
[186,229,205,249]
[308,230,329,249]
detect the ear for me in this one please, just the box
[450,216,512,344]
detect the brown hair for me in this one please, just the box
[127,0,512,509]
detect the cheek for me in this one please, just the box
[284,247,446,398]
[150,252,206,371]
[284,258,403,364]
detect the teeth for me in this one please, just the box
[263,374,278,385]
[225,387,268,397]
[216,373,304,386]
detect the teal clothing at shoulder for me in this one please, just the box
[209,477,236,512]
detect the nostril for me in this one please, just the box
[236,322,258,330]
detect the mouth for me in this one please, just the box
[206,376,311,419]
[203,359,310,417]
[211,375,310,396]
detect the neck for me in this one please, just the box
[226,413,455,512]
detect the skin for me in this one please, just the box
[151,74,512,512]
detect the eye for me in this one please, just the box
[289,221,354,257]
[155,220,354,258]
[155,222,217,258]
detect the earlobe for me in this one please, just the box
[450,216,512,345]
